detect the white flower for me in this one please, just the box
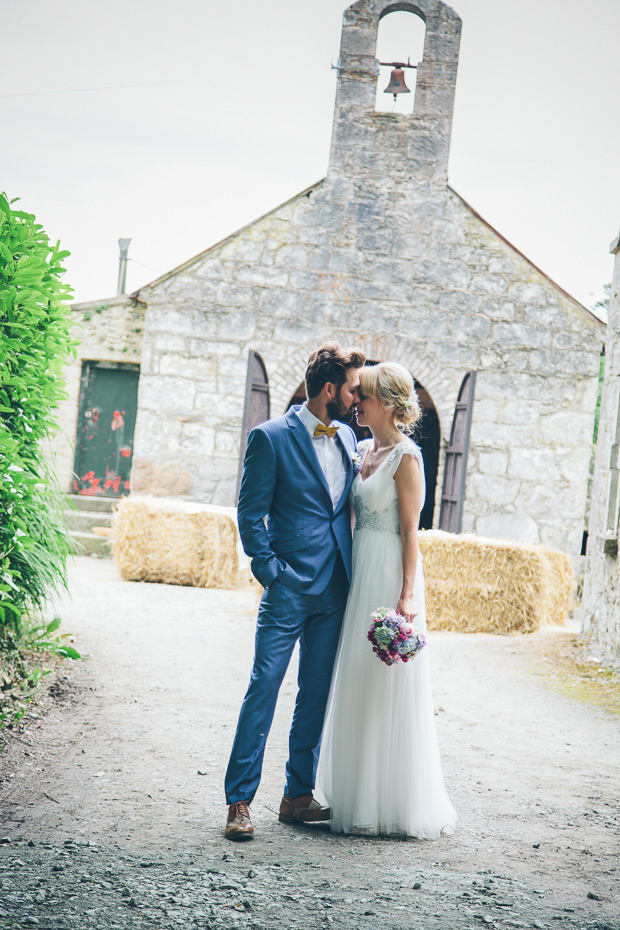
[351,451,362,474]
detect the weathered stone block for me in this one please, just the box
[478,450,509,476]
[138,375,196,414]
[468,473,516,507]
[493,321,553,348]
[158,353,217,380]
[476,512,540,544]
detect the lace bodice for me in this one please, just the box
[351,440,424,535]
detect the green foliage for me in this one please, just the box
[594,282,611,317]
[590,284,610,446]
[22,616,81,660]
[0,192,77,649]
[0,615,81,738]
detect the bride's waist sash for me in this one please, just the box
[354,499,400,534]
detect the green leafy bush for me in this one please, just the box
[0,192,77,649]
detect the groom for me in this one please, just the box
[225,343,365,840]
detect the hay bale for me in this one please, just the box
[111,497,238,588]
[540,545,574,625]
[418,530,573,634]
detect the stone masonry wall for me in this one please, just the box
[134,177,602,554]
[582,233,620,664]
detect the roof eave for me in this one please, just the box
[132,178,326,297]
[449,185,605,329]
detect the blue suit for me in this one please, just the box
[225,406,357,804]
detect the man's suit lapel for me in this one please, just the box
[333,426,355,514]
[286,409,332,504]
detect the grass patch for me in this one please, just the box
[1,617,81,744]
[531,631,620,716]
[0,650,54,741]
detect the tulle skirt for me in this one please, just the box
[317,528,458,838]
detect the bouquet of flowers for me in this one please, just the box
[367,607,426,666]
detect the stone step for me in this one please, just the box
[66,494,119,514]
[65,510,114,533]
[70,531,112,558]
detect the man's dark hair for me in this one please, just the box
[305,343,366,399]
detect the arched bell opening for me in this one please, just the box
[374,9,426,115]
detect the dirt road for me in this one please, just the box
[0,557,618,930]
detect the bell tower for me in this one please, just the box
[329,0,462,188]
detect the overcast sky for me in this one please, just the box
[2,0,619,314]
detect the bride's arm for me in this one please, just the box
[394,453,423,622]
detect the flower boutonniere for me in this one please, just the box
[351,451,362,475]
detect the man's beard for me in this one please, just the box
[327,387,354,423]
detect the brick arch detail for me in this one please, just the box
[249,335,464,444]
[353,332,461,440]
[246,345,310,420]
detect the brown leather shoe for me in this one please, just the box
[279,794,331,823]
[225,802,254,841]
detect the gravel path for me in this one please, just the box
[0,556,618,930]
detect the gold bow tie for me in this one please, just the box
[313,423,339,439]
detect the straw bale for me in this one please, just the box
[418,530,573,634]
[540,545,574,625]
[111,497,238,588]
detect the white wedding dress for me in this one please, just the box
[317,440,457,838]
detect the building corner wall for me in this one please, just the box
[582,232,620,665]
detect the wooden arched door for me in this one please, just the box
[237,351,270,500]
[439,371,477,533]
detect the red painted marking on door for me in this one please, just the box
[120,447,132,458]
[111,410,125,431]
[79,471,102,496]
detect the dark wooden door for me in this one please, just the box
[438,371,477,533]
[72,362,140,497]
[237,351,270,499]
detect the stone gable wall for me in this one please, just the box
[133,174,602,554]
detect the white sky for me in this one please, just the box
[2,0,619,313]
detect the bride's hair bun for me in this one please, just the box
[359,362,422,433]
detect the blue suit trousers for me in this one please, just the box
[225,556,348,804]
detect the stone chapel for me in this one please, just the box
[59,0,604,558]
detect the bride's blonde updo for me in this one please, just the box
[359,362,422,434]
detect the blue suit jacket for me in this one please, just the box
[237,406,357,594]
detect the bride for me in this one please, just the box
[317,362,457,838]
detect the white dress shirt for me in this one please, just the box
[296,403,347,510]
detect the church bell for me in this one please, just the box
[384,67,411,98]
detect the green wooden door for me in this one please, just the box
[72,362,140,497]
